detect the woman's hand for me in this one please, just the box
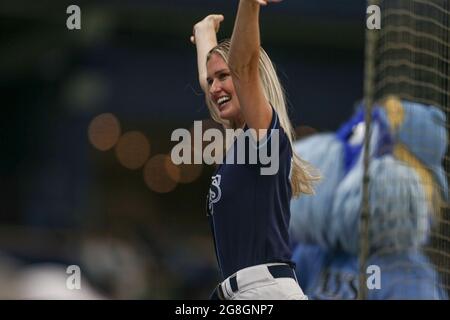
[190,15,224,93]
[190,14,224,45]
[252,0,283,6]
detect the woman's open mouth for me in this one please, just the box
[216,96,231,111]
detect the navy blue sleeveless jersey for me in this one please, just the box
[206,109,295,280]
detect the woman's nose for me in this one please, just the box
[209,79,221,94]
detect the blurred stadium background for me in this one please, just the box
[3,0,447,299]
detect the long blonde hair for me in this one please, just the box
[206,39,320,197]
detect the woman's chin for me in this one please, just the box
[218,103,237,119]
[218,108,232,120]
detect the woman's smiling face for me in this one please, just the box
[206,53,242,123]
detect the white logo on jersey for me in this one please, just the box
[208,175,222,215]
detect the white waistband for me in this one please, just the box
[220,263,295,299]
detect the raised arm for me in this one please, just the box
[191,15,224,93]
[229,0,282,133]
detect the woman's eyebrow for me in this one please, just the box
[208,69,228,77]
[214,69,228,75]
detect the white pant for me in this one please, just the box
[219,263,308,300]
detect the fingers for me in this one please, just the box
[206,14,224,21]
[208,14,224,27]
[213,14,224,22]
[213,15,224,32]
[255,0,283,5]
[206,14,224,33]
[190,13,224,45]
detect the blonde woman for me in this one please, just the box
[191,0,318,299]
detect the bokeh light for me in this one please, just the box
[164,156,182,183]
[115,131,150,170]
[63,71,109,113]
[165,158,203,184]
[178,164,203,184]
[88,113,121,151]
[144,154,180,193]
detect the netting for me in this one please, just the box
[361,0,449,299]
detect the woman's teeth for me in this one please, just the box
[217,96,231,106]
